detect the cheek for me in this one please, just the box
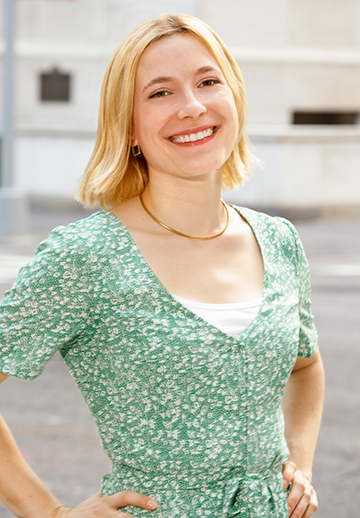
[213,91,238,125]
[226,95,239,126]
[227,100,240,140]
[133,107,162,145]
[132,110,167,166]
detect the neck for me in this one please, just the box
[141,172,226,237]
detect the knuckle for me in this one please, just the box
[118,489,132,501]
[309,499,319,512]
[296,480,306,493]
[302,485,312,499]
[92,504,108,516]
[286,462,297,473]
[283,460,297,473]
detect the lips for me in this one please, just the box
[169,126,217,144]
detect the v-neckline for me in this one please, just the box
[103,206,268,342]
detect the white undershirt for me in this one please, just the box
[172,295,263,338]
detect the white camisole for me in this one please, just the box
[172,295,263,338]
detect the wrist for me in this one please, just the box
[283,458,313,483]
[52,505,71,518]
[302,471,312,483]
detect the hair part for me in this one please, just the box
[76,13,254,209]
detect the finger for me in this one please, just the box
[105,490,157,511]
[287,473,312,517]
[289,492,311,518]
[289,488,317,518]
[282,460,297,490]
[301,488,318,518]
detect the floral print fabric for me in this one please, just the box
[0,207,317,517]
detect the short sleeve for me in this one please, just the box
[0,228,91,380]
[277,218,318,357]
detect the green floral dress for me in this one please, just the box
[0,207,317,518]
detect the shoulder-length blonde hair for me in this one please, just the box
[76,13,253,209]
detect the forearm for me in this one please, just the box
[282,348,325,480]
[0,413,63,518]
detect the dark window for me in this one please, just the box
[292,111,359,125]
[40,68,71,102]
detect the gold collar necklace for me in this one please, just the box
[139,193,230,240]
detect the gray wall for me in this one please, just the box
[1,0,359,214]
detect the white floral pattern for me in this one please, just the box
[0,207,317,517]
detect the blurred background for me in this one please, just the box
[1,0,360,220]
[0,1,359,517]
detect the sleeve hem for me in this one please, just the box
[0,363,41,381]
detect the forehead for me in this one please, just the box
[135,33,221,87]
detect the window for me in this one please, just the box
[40,68,71,102]
[292,111,359,125]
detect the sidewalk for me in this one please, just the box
[0,208,359,517]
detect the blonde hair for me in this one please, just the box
[76,13,253,209]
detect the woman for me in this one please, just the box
[0,13,324,518]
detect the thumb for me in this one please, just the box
[282,460,296,490]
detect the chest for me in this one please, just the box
[67,238,301,406]
[65,215,302,420]
[86,223,300,350]
[124,225,264,304]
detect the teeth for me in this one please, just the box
[172,127,214,143]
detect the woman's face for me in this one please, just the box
[132,33,239,183]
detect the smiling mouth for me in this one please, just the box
[170,127,216,144]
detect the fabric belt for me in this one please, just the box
[223,472,287,517]
[102,465,289,517]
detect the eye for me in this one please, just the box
[199,78,221,87]
[149,90,170,99]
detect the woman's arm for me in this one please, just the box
[282,347,325,517]
[0,375,157,518]
[0,374,63,517]
[282,347,324,480]
[0,411,63,518]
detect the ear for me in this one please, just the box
[131,132,138,148]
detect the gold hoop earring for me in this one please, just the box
[132,145,141,157]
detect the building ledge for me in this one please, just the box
[16,122,96,139]
[248,125,360,142]
[230,47,360,66]
[0,42,359,66]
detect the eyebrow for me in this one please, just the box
[141,66,220,93]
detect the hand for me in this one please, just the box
[53,490,158,518]
[282,461,318,518]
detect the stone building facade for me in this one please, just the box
[1,0,360,214]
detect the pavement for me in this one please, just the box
[0,207,359,518]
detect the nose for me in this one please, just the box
[177,90,206,120]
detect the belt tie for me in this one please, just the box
[224,472,287,518]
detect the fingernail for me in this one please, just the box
[147,498,157,509]
[283,479,287,490]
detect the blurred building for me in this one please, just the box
[1,0,360,215]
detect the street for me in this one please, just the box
[0,207,359,517]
